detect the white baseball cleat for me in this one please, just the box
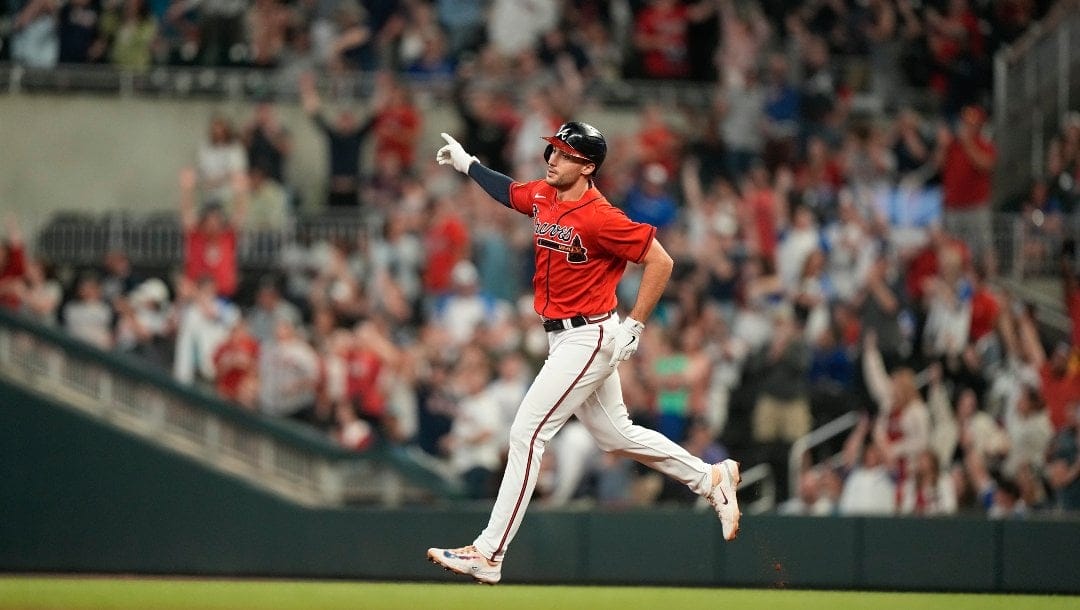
[427,545,502,584]
[707,459,741,541]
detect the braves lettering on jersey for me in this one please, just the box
[508,179,656,319]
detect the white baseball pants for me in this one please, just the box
[472,316,713,562]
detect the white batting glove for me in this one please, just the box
[609,318,645,366]
[436,132,477,174]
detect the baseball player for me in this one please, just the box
[427,122,741,584]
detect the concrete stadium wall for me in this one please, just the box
[2,381,1078,594]
[0,94,637,245]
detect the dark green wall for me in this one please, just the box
[2,381,1079,593]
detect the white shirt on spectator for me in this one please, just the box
[448,389,503,475]
[258,337,320,417]
[838,466,896,515]
[63,299,113,350]
[173,298,238,384]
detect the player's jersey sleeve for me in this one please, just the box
[507,180,541,216]
[594,205,657,264]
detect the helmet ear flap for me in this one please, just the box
[543,144,554,163]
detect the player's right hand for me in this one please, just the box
[437,132,478,174]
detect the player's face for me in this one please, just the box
[545,149,594,188]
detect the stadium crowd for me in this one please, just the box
[3,0,1080,518]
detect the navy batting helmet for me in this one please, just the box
[542,121,607,172]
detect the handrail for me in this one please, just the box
[788,411,861,500]
[0,308,463,504]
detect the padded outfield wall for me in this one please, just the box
[2,381,1078,593]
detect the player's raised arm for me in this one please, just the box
[435,132,514,207]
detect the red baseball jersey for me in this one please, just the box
[508,179,656,319]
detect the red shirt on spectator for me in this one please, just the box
[746,187,778,264]
[968,287,1001,342]
[184,227,238,297]
[634,3,690,79]
[347,347,386,418]
[942,135,996,209]
[1040,363,1080,431]
[213,330,260,403]
[375,103,422,169]
[0,243,27,310]
[423,211,470,295]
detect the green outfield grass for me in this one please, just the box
[1,577,1077,610]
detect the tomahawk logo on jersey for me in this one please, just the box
[507,179,656,320]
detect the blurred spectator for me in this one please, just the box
[422,196,470,300]
[631,0,714,80]
[837,416,896,515]
[242,102,292,185]
[62,273,113,350]
[718,70,766,180]
[746,308,811,495]
[433,260,512,349]
[100,249,140,303]
[10,0,59,68]
[114,277,171,366]
[452,79,516,175]
[247,278,300,344]
[243,0,289,68]
[197,116,248,203]
[327,0,373,72]
[299,72,374,208]
[622,163,678,232]
[372,76,422,172]
[102,0,157,71]
[863,331,930,499]
[441,362,501,499]
[647,326,710,443]
[939,105,996,262]
[20,260,62,326]
[258,317,320,420]
[487,0,559,57]
[57,0,105,63]
[179,167,245,298]
[173,275,239,384]
[956,386,1009,462]
[244,166,290,231]
[1002,384,1053,478]
[212,317,259,405]
[779,467,834,516]
[900,449,957,515]
[191,0,247,66]
[1047,403,1080,512]
[434,0,482,55]
[0,216,28,311]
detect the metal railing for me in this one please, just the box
[993,0,1080,205]
[788,411,861,500]
[0,309,461,507]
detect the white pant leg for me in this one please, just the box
[576,365,712,496]
[473,323,613,562]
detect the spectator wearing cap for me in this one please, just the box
[115,277,172,367]
[939,105,996,262]
[433,260,512,348]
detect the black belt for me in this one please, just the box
[542,310,615,332]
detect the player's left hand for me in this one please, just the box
[609,318,645,366]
